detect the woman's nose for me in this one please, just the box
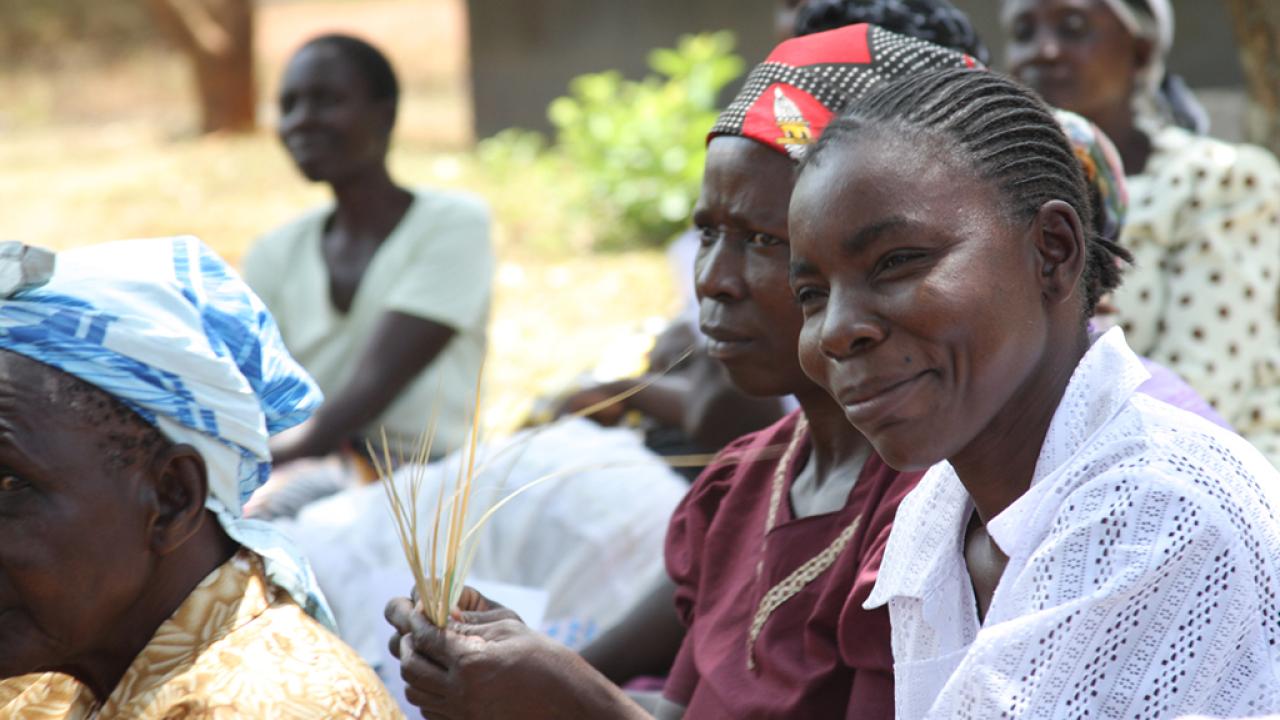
[819,290,885,360]
[694,235,747,302]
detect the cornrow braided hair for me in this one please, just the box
[805,67,1133,315]
[795,0,991,65]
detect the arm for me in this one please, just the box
[270,310,455,465]
[386,594,651,720]
[560,351,786,449]
[579,574,684,684]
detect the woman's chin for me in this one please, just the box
[861,424,949,473]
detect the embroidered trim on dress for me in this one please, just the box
[746,414,864,670]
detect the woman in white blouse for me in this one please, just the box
[1002,0,1280,465]
[789,67,1280,719]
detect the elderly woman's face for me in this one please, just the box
[693,137,814,398]
[277,44,391,184]
[0,353,154,679]
[1002,0,1150,123]
[788,132,1054,471]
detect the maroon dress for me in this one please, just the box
[663,410,923,719]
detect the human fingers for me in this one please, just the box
[388,629,404,660]
[455,586,506,614]
[403,685,454,719]
[457,606,522,625]
[385,595,416,635]
[407,606,454,663]
[400,645,452,696]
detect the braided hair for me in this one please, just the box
[804,68,1132,315]
[795,0,990,65]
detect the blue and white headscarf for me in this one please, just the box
[0,236,335,629]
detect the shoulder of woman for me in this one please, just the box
[409,187,492,226]
[1145,128,1280,195]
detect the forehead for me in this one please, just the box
[791,129,1007,240]
[698,137,796,220]
[0,352,118,440]
[281,44,368,93]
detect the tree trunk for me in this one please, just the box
[148,0,256,134]
[1225,0,1280,155]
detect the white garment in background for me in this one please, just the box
[243,188,493,456]
[274,418,687,665]
[1113,125,1280,465]
[867,328,1280,719]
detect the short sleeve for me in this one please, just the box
[663,436,750,628]
[924,469,1275,719]
[382,193,494,332]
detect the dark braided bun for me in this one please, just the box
[795,0,990,65]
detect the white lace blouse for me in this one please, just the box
[866,328,1280,720]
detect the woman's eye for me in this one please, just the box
[696,226,719,246]
[794,287,826,306]
[746,232,783,248]
[1059,12,1088,38]
[878,251,923,274]
[1010,17,1035,43]
[0,474,29,492]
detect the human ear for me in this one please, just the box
[1133,36,1156,74]
[375,100,396,140]
[1031,199,1087,307]
[146,445,210,556]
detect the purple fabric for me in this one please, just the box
[1136,356,1233,430]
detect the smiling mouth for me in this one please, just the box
[838,370,931,425]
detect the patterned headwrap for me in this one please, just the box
[1055,109,1129,242]
[0,236,335,629]
[709,24,979,161]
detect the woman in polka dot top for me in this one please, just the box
[1003,0,1280,466]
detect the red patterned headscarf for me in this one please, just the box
[710,24,979,160]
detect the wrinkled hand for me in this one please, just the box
[385,588,584,720]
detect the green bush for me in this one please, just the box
[478,31,745,252]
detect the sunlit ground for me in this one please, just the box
[0,0,678,429]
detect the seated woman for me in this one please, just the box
[788,67,1280,718]
[0,237,400,717]
[1002,0,1280,463]
[243,34,493,514]
[385,24,979,720]
[555,0,992,474]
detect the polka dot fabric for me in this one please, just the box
[1110,125,1280,466]
[867,328,1280,719]
[709,23,978,159]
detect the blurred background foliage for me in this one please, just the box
[476,32,744,252]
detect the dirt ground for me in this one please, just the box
[0,0,678,427]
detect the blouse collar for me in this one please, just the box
[867,328,1151,606]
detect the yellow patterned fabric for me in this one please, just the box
[0,550,403,719]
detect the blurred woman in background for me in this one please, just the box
[1003,0,1280,464]
[243,34,493,515]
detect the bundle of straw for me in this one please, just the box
[371,346,786,627]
